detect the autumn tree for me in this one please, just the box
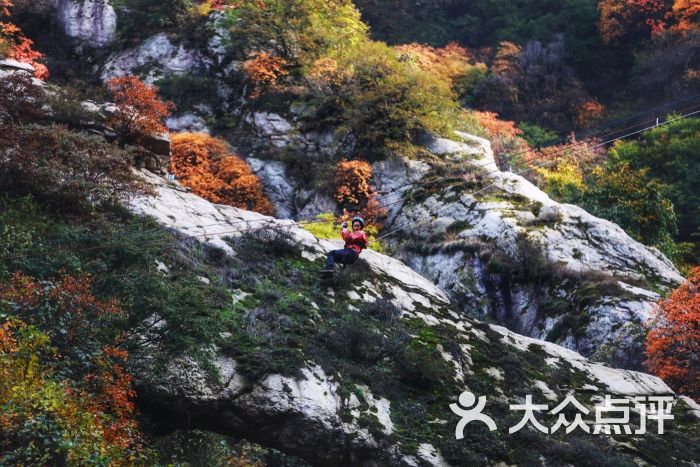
[0,272,125,372]
[671,0,700,34]
[0,124,153,211]
[334,158,386,229]
[608,116,700,250]
[0,272,150,463]
[0,0,48,79]
[224,0,367,67]
[310,40,458,153]
[471,110,534,170]
[169,132,275,215]
[599,0,671,44]
[394,42,487,100]
[106,76,174,144]
[242,51,289,99]
[646,267,700,401]
[599,0,698,42]
[574,99,606,128]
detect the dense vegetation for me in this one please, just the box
[0,0,699,462]
[646,267,700,400]
[169,132,275,214]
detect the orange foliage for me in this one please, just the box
[473,111,536,167]
[0,272,125,346]
[307,56,349,90]
[84,346,141,449]
[473,111,523,139]
[646,267,700,401]
[169,132,275,215]
[492,41,522,75]
[334,158,386,228]
[574,99,606,129]
[598,0,698,41]
[243,51,289,99]
[0,0,48,79]
[671,0,700,34]
[106,76,174,143]
[206,0,231,10]
[0,271,41,308]
[0,321,18,354]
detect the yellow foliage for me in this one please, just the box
[0,319,150,464]
[536,159,585,200]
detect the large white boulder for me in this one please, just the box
[379,132,683,368]
[100,33,212,83]
[54,0,117,49]
[126,170,698,466]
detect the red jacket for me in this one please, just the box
[342,229,368,254]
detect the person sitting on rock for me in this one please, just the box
[322,216,368,273]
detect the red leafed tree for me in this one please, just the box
[646,267,700,401]
[334,158,386,228]
[207,0,230,10]
[169,132,275,215]
[0,272,145,453]
[473,111,522,139]
[0,0,48,79]
[106,76,174,144]
[84,345,141,450]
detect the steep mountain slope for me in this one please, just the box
[2,2,697,464]
[238,112,683,370]
[126,171,700,466]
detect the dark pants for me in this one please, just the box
[325,248,358,269]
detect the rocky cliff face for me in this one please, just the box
[54,0,117,50]
[97,15,235,133]
[229,112,683,370]
[376,132,682,369]
[126,171,699,466]
[66,12,679,365]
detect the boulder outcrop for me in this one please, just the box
[126,171,699,466]
[54,0,117,50]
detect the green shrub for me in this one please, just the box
[309,40,458,155]
[112,0,196,41]
[155,73,220,112]
[518,122,560,148]
[607,116,700,260]
[394,343,452,387]
[300,212,384,252]
[0,196,47,277]
[223,0,367,66]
